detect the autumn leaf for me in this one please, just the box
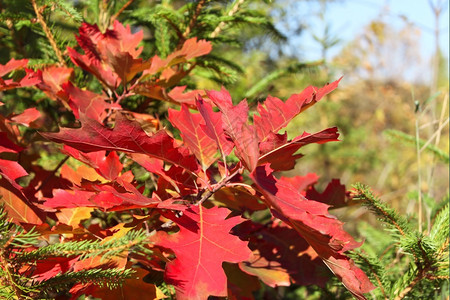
[250,165,375,299]
[169,104,218,169]
[196,97,234,156]
[62,146,123,181]
[0,58,28,76]
[61,82,118,122]
[280,173,319,193]
[154,205,251,300]
[10,108,41,127]
[236,220,329,287]
[35,66,73,100]
[223,263,261,300]
[89,267,166,300]
[41,113,200,172]
[258,127,340,171]
[306,179,352,208]
[0,59,40,91]
[207,88,259,171]
[254,78,342,141]
[0,186,45,225]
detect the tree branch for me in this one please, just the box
[30,0,67,67]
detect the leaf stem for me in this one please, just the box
[195,167,242,205]
[36,156,69,192]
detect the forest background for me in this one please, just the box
[0,0,448,299]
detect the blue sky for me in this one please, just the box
[281,0,449,80]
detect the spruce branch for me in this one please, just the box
[352,251,388,299]
[17,229,149,262]
[30,0,67,67]
[352,183,410,236]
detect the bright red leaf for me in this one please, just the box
[155,205,251,300]
[207,88,259,171]
[196,97,234,156]
[258,127,340,170]
[169,104,218,169]
[0,58,28,76]
[254,78,342,141]
[10,108,41,127]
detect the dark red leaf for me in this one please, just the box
[306,179,352,208]
[41,113,200,172]
[250,165,375,299]
[236,221,329,287]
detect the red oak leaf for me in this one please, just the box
[166,86,206,107]
[196,97,234,156]
[236,220,329,287]
[61,82,118,122]
[250,165,375,299]
[41,113,200,172]
[207,88,259,171]
[169,104,218,169]
[35,66,73,100]
[213,186,266,213]
[0,132,24,153]
[0,186,45,225]
[135,38,211,105]
[62,146,123,181]
[0,59,40,91]
[143,38,212,77]
[280,173,319,194]
[0,58,28,76]
[254,78,342,141]
[306,179,352,208]
[155,205,251,300]
[258,127,340,171]
[0,134,28,192]
[223,263,261,300]
[10,108,41,127]
[132,154,198,197]
[26,257,79,282]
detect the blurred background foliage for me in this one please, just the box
[1,0,448,298]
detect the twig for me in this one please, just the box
[35,156,69,192]
[30,0,67,67]
[111,0,134,22]
[195,167,242,205]
[210,0,245,38]
[183,0,206,38]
